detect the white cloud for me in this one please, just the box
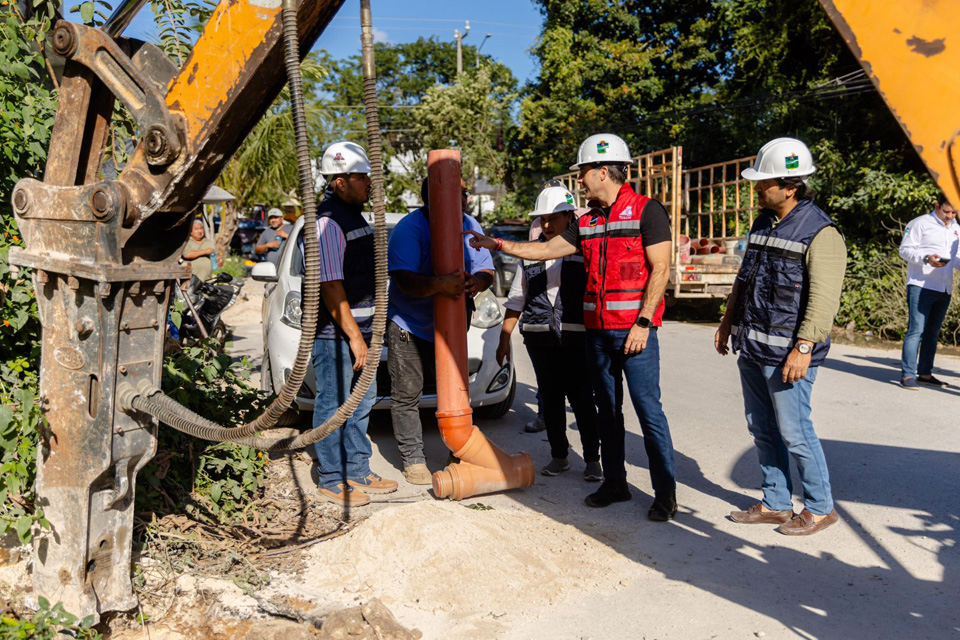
[373,27,388,43]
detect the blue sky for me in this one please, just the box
[81,0,545,84]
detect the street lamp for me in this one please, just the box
[476,33,491,68]
[455,20,470,75]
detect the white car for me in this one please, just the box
[251,213,516,418]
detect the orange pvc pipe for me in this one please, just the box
[427,149,534,500]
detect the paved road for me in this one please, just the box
[226,280,959,639]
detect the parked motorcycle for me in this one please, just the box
[171,273,243,347]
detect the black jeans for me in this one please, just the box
[387,320,436,466]
[526,341,601,463]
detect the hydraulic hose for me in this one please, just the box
[123,0,390,451]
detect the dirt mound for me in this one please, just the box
[302,501,628,618]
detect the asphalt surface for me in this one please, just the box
[226,280,960,639]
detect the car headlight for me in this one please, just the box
[471,289,503,329]
[486,364,511,393]
[280,290,302,329]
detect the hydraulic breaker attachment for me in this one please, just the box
[10,0,344,621]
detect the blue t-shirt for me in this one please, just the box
[388,208,493,342]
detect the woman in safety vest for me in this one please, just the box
[497,186,602,480]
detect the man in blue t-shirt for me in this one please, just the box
[387,178,494,485]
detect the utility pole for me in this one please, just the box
[455,19,470,75]
[476,33,491,68]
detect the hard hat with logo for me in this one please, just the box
[741,137,816,181]
[319,141,372,176]
[569,134,631,171]
[267,207,284,219]
[530,186,578,217]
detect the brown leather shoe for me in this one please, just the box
[348,473,398,494]
[730,503,793,525]
[776,508,839,536]
[317,483,370,507]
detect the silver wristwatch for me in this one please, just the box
[795,342,813,355]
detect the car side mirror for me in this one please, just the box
[251,261,278,282]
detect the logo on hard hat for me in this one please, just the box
[565,193,575,205]
[334,153,345,162]
[597,140,609,154]
[784,153,799,170]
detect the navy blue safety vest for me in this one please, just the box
[305,190,376,340]
[519,247,587,347]
[732,199,836,367]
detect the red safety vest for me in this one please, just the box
[579,183,665,330]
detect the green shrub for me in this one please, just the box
[0,596,101,639]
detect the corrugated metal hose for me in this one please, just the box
[126,0,389,450]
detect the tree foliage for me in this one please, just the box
[320,37,517,211]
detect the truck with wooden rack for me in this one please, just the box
[554,147,760,302]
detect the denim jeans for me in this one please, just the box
[737,357,833,515]
[312,336,377,489]
[386,321,435,467]
[901,284,951,379]
[526,342,600,462]
[585,328,676,498]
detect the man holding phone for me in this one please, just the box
[898,193,960,389]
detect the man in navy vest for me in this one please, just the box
[715,137,847,536]
[466,134,678,521]
[309,141,397,507]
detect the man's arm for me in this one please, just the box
[392,270,465,299]
[623,240,670,354]
[255,231,279,255]
[319,280,367,371]
[183,246,214,260]
[783,226,847,383]
[899,219,941,265]
[465,270,494,296]
[715,280,740,356]
[465,229,577,261]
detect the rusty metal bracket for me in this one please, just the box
[50,20,183,166]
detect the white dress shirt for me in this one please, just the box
[899,211,960,293]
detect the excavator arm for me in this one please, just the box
[819,1,960,205]
[8,0,343,620]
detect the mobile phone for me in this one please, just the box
[937,256,950,265]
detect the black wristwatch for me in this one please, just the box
[635,316,652,329]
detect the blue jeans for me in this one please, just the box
[312,337,377,489]
[901,285,951,379]
[586,328,676,498]
[737,357,833,515]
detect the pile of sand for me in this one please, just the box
[300,501,631,618]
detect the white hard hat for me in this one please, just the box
[741,137,816,181]
[319,141,372,176]
[530,186,577,217]
[569,134,631,171]
[267,207,283,218]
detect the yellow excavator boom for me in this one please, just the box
[820,1,960,204]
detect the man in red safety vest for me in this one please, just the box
[466,134,678,520]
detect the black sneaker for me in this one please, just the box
[918,375,947,387]
[648,496,678,522]
[584,481,631,508]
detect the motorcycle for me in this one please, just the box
[170,272,244,348]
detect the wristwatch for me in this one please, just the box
[635,316,652,329]
[795,342,813,354]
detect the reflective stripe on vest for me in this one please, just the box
[731,325,793,348]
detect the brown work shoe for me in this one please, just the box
[318,483,370,507]
[402,463,433,485]
[776,508,839,536]
[730,502,794,525]
[348,473,398,494]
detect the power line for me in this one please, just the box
[336,16,538,30]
